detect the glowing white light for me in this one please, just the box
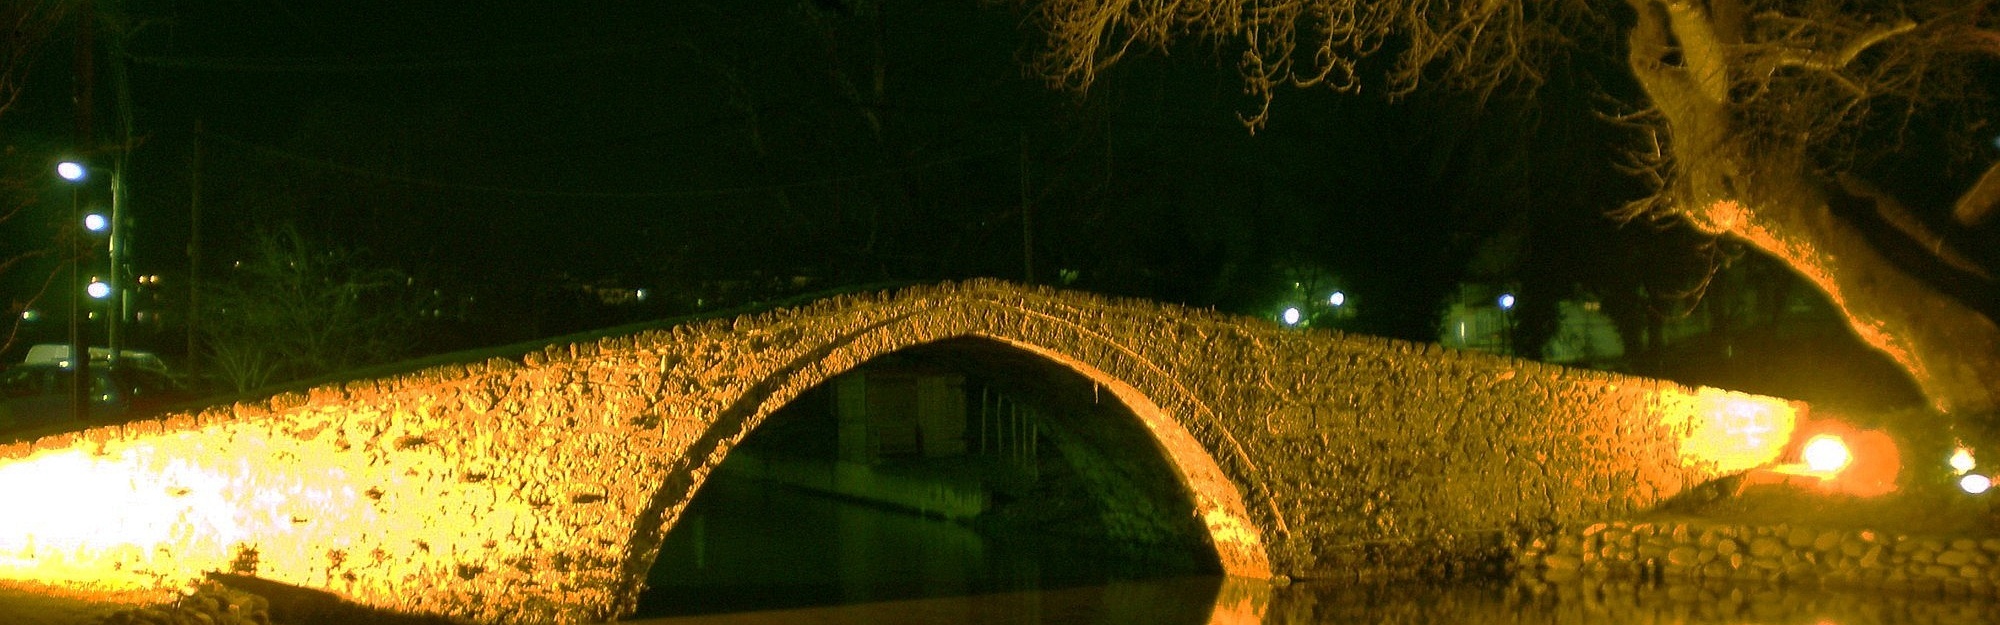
[86,281,112,300]
[18,310,36,322]
[83,213,109,233]
[636,288,650,302]
[1801,435,1851,473]
[1962,474,1991,495]
[1950,448,1976,474]
[1281,307,1302,326]
[1497,293,1516,310]
[1329,291,1345,307]
[56,161,86,182]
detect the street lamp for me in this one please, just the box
[57,161,86,182]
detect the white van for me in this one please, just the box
[22,344,170,375]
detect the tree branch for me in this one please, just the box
[1766,19,1917,73]
[1837,173,1991,281]
[1955,160,2000,227]
[1663,1,1732,103]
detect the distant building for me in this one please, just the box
[1437,283,1623,367]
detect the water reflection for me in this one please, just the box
[632,574,2000,625]
[633,578,1231,625]
[633,473,1198,619]
[633,473,1996,624]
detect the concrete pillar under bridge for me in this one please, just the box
[0,281,1804,623]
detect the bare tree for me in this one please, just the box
[1022,0,2000,415]
[197,227,427,392]
[0,1,75,356]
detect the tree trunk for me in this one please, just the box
[1627,0,2000,416]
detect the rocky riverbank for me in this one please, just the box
[1512,458,2000,597]
[1515,518,2000,593]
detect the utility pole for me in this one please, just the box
[187,121,203,381]
[107,0,136,369]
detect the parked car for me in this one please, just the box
[0,362,191,436]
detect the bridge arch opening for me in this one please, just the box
[632,335,1240,618]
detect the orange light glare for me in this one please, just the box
[1657,389,1798,474]
[1949,448,1975,474]
[1801,435,1851,473]
[1737,421,1897,497]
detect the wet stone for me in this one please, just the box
[1938,550,1974,568]
[1668,547,1699,568]
[1842,539,1868,559]
[1786,526,1816,549]
[1783,562,1817,581]
[1749,537,1785,559]
[1637,544,1668,561]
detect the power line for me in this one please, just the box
[126,41,675,74]
[198,129,1004,201]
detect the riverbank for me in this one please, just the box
[1514,470,2000,596]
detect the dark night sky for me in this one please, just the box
[18,1,1579,314]
[3,0,1992,406]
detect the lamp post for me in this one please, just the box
[106,165,126,369]
[57,160,91,423]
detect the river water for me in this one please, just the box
[627,474,1997,624]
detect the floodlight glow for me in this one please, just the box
[1801,435,1851,473]
[86,281,112,300]
[1329,291,1345,307]
[56,161,86,182]
[19,309,37,322]
[1497,293,1516,310]
[635,288,650,302]
[1950,448,1976,474]
[83,213,109,233]
[1281,307,1302,326]
[1963,474,1991,495]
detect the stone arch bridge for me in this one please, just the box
[0,281,1800,623]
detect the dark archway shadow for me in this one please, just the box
[631,337,1225,619]
[79,574,467,625]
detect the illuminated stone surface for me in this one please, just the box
[0,281,1798,623]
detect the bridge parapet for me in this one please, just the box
[0,280,1800,623]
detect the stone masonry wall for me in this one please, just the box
[0,280,1798,623]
